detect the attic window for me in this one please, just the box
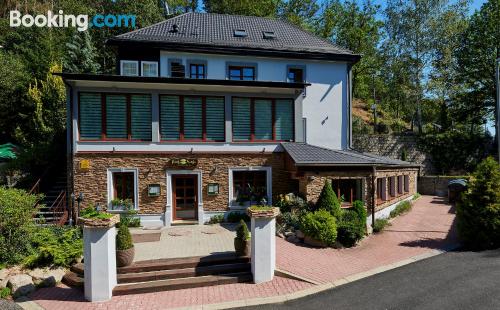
[263,31,276,39]
[234,29,247,37]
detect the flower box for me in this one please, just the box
[78,214,120,228]
[247,207,280,219]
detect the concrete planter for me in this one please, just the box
[234,239,251,256]
[116,246,135,267]
[78,214,120,228]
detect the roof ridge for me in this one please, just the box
[114,12,192,39]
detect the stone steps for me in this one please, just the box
[63,253,253,295]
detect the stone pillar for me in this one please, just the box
[81,215,119,302]
[248,207,280,284]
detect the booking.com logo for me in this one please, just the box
[9,10,136,31]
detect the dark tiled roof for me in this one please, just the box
[281,143,418,167]
[109,12,358,60]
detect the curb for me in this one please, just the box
[190,245,460,310]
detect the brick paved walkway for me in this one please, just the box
[27,196,457,309]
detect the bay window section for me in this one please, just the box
[232,97,294,142]
[78,92,152,141]
[159,95,225,142]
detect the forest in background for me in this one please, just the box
[0,0,498,176]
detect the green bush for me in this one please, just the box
[412,193,421,200]
[299,210,337,246]
[0,187,42,265]
[25,226,83,268]
[315,180,341,217]
[119,205,141,227]
[236,219,250,241]
[390,200,412,218]
[352,200,367,223]
[80,206,113,220]
[227,211,250,223]
[337,210,365,247]
[207,214,224,224]
[0,287,10,299]
[457,157,500,249]
[116,225,133,251]
[373,218,391,233]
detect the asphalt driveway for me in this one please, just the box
[239,249,500,310]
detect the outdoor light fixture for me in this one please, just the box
[76,193,84,218]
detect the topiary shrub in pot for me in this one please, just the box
[116,224,135,267]
[234,219,251,256]
[299,209,337,247]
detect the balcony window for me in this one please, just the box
[141,61,158,77]
[189,63,205,79]
[232,97,294,142]
[120,60,139,76]
[287,67,304,83]
[159,95,225,142]
[229,66,255,81]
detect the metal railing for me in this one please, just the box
[50,190,68,226]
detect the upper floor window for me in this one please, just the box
[287,67,304,83]
[79,92,152,141]
[229,66,255,81]
[169,60,185,78]
[142,61,158,77]
[190,64,205,79]
[232,97,294,142]
[121,60,139,76]
[159,95,225,142]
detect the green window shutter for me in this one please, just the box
[105,94,127,139]
[232,98,251,141]
[160,96,180,140]
[275,99,294,141]
[184,97,203,139]
[79,93,102,140]
[206,97,225,141]
[254,99,272,140]
[131,94,152,140]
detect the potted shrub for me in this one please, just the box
[300,209,337,247]
[116,224,135,267]
[234,219,251,256]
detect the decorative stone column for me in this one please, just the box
[247,207,280,284]
[80,214,120,302]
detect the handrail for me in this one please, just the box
[50,190,68,226]
[29,178,41,194]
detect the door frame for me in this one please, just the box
[165,170,203,226]
[172,174,198,220]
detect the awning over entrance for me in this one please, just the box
[281,142,420,168]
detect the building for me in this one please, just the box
[59,12,419,227]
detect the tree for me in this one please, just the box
[454,0,500,137]
[457,157,500,249]
[315,179,341,217]
[64,30,100,74]
[384,0,448,133]
[203,0,280,17]
[278,0,319,29]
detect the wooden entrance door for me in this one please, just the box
[173,175,198,220]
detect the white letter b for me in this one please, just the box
[10,10,21,27]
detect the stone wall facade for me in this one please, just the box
[72,152,295,215]
[353,134,433,174]
[418,175,469,197]
[297,168,418,212]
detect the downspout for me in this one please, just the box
[63,80,74,225]
[371,165,376,228]
[347,63,353,149]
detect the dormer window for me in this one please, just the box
[234,29,247,37]
[141,61,158,77]
[121,60,139,76]
[263,31,276,39]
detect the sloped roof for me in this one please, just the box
[281,142,418,167]
[108,12,359,62]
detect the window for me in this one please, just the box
[189,64,205,79]
[331,179,362,204]
[404,175,410,193]
[169,61,185,78]
[397,175,404,195]
[377,178,386,204]
[159,95,225,141]
[233,171,267,204]
[388,176,396,198]
[78,92,152,141]
[142,61,158,77]
[232,97,294,142]
[263,31,276,39]
[229,66,255,81]
[234,29,247,37]
[108,169,138,210]
[121,60,139,76]
[287,67,304,83]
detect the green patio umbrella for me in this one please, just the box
[0,143,19,161]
